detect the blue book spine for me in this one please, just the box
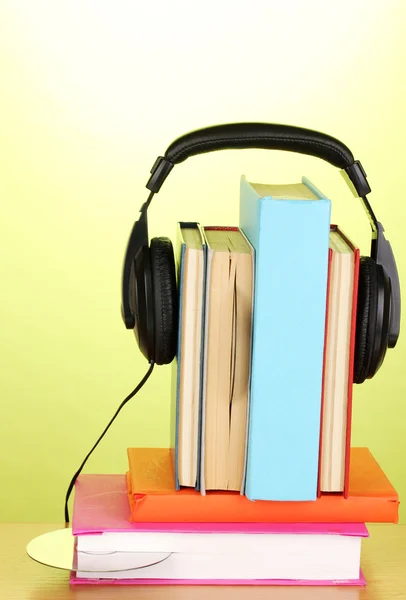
[240,177,331,501]
[171,232,186,491]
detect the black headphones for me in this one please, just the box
[121,123,400,384]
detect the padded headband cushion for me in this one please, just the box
[150,237,178,365]
[164,123,354,168]
[354,256,378,384]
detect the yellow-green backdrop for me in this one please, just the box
[1,1,405,523]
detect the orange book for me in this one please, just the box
[126,447,399,523]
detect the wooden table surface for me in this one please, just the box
[1,523,405,599]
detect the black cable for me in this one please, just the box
[64,360,155,524]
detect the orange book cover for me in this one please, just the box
[126,446,399,523]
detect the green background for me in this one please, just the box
[0,1,405,523]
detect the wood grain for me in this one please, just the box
[0,523,405,599]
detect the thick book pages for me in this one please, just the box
[72,552,365,585]
[239,176,331,501]
[71,474,367,586]
[171,222,206,489]
[199,226,254,493]
[125,447,399,523]
[319,226,360,495]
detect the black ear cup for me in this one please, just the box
[150,237,178,365]
[132,246,155,363]
[353,256,391,383]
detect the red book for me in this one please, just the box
[318,225,360,498]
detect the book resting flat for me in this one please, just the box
[121,446,398,523]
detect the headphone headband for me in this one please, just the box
[146,123,371,197]
[122,123,400,349]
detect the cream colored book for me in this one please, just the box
[320,226,358,492]
[171,223,206,488]
[200,227,254,493]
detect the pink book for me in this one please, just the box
[70,473,367,586]
[70,572,366,586]
[72,473,366,537]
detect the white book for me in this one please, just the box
[75,527,366,582]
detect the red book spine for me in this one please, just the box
[204,226,240,231]
[343,246,360,498]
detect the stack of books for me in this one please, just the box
[70,447,398,585]
[69,175,399,586]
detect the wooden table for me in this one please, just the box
[1,523,405,599]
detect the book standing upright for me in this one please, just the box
[239,176,331,502]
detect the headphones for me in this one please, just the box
[121,123,401,384]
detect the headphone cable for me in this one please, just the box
[64,360,155,524]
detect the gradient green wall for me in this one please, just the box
[1,1,405,523]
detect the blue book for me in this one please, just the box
[239,176,331,501]
[170,223,207,491]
